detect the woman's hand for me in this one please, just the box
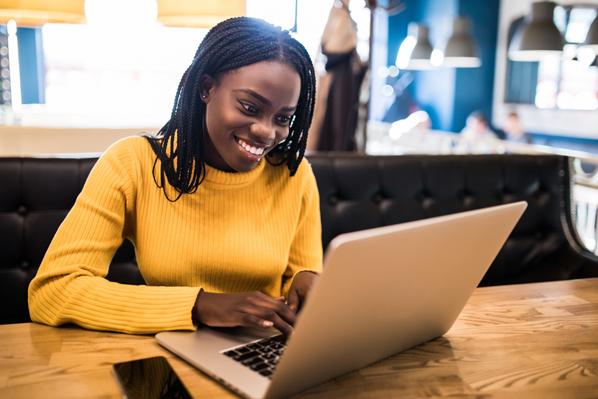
[286,271,319,313]
[194,291,296,336]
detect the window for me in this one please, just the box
[506,6,598,111]
[536,7,598,110]
[32,0,328,128]
[504,16,539,104]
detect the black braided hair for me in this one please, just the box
[146,17,316,201]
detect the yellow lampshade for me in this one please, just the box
[157,0,246,28]
[0,0,85,26]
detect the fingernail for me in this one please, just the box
[262,321,273,327]
[289,304,296,311]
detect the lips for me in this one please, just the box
[233,136,271,160]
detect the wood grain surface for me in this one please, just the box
[1,278,597,398]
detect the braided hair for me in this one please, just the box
[146,17,316,201]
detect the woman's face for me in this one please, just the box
[202,60,301,173]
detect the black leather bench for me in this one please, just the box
[2,153,597,324]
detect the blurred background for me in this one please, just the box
[0,0,596,153]
[0,0,596,257]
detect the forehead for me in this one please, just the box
[219,61,301,105]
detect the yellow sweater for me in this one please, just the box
[28,136,323,334]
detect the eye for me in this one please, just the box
[276,114,293,126]
[239,101,259,115]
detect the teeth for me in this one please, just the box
[237,138,265,156]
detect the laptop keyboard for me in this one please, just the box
[222,334,287,378]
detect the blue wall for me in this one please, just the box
[452,0,499,132]
[412,0,457,131]
[386,0,500,132]
[386,0,421,121]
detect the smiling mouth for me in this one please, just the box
[234,136,267,157]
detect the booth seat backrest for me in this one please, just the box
[0,158,141,324]
[308,154,590,285]
[0,153,590,324]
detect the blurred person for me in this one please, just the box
[389,110,431,139]
[388,110,445,153]
[456,110,504,154]
[308,0,366,152]
[503,111,531,144]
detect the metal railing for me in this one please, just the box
[365,123,598,255]
[506,142,598,254]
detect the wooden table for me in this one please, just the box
[1,278,597,398]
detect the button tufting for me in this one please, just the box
[20,261,29,269]
[422,197,434,208]
[17,205,27,215]
[462,195,475,207]
[328,196,338,206]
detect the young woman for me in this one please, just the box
[28,17,322,335]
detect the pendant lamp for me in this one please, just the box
[442,16,480,68]
[396,23,434,70]
[0,0,85,26]
[584,14,598,53]
[509,1,564,61]
[157,0,246,28]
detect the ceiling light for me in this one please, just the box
[509,1,564,62]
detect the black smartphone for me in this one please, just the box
[112,356,192,399]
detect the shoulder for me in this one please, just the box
[293,157,316,181]
[91,135,157,188]
[265,157,316,185]
[103,135,151,158]
[271,158,319,203]
[100,135,155,168]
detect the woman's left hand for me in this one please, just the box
[286,271,319,313]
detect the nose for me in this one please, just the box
[249,121,277,145]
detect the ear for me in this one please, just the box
[200,75,216,102]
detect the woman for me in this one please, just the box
[28,17,322,336]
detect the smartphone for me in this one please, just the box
[112,356,192,399]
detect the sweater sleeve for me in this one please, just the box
[282,161,324,296]
[28,137,200,334]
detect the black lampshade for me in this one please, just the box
[585,14,598,52]
[509,1,564,61]
[442,16,481,68]
[396,23,434,70]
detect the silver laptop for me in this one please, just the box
[156,201,527,399]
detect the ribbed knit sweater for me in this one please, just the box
[28,136,323,334]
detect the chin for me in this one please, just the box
[226,158,260,173]
[232,164,255,173]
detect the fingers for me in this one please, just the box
[254,308,294,336]
[241,293,296,336]
[240,313,274,329]
[249,293,297,326]
[197,291,298,336]
[239,306,293,336]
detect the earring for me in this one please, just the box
[201,94,207,100]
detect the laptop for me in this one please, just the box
[156,201,527,399]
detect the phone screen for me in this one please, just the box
[112,356,192,399]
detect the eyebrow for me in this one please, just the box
[234,89,297,113]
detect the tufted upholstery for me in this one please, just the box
[1,153,597,324]
[310,154,597,286]
[0,157,142,324]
